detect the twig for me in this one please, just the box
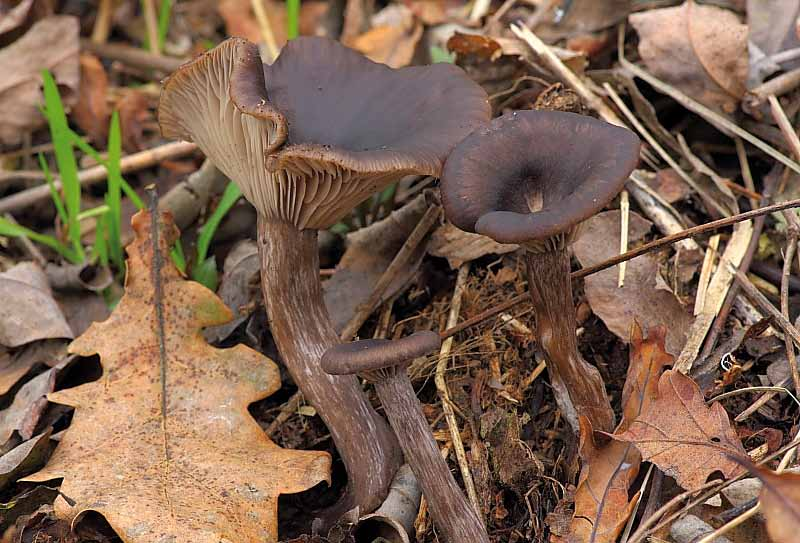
[440,198,800,339]
[734,138,759,210]
[0,141,197,214]
[618,190,629,288]
[782,211,800,397]
[91,0,114,44]
[735,376,790,421]
[339,205,441,341]
[732,265,800,349]
[626,172,698,253]
[251,0,280,61]
[618,38,800,175]
[604,82,729,218]
[266,391,303,438]
[694,234,720,316]
[769,94,800,159]
[747,67,800,107]
[81,39,186,73]
[3,213,47,266]
[435,264,481,516]
[510,23,622,125]
[141,0,161,56]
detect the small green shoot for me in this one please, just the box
[157,0,172,50]
[41,70,84,262]
[105,111,124,271]
[0,217,76,260]
[287,0,300,40]
[191,182,242,290]
[171,238,187,275]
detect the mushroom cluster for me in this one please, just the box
[441,110,641,433]
[158,36,490,519]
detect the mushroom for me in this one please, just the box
[322,331,490,543]
[158,37,490,516]
[440,110,640,433]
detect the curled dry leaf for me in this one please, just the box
[349,4,423,68]
[428,221,518,269]
[0,263,73,348]
[71,53,109,144]
[557,323,671,543]
[614,370,746,489]
[0,16,79,146]
[572,211,692,356]
[630,1,748,113]
[23,210,330,542]
[748,465,800,543]
[323,194,428,332]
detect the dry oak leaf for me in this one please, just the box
[557,323,670,543]
[630,0,748,113]
[750,465,800,543]
[614,370,746,489]
[24,210,331,543]
[71,53,109,144]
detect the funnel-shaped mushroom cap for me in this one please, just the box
[159,37,490,229]
[441,110,640,245]
[322,331,441,377]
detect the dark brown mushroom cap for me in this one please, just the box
[440,110,641,244]
[321,331,441,377]
[158,37,490,229]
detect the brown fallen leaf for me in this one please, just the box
[24,210,330,542]
[323,194,428,333]
[218,0,328,49]
[0,340,66,397]
[0,0,34,36]
[71,53,109,143]
[542,0,631,35]
[0,430,50,492]
[428,221,518,269]
[630,1,748,113]
[749,464,800,543]
[115,90,150,152]
[0,16,79,146]
[572,211,692,356]
[614,370,746,489]
[204,240,260,343]
[349,5,422,68]
[0,361,62,446]
[557,323,671,543]
[0,263,73,348]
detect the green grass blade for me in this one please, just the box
[0,216,76,261]
[157,0,172,49]
[38,153,68,226]
[171,238,186,274]
[287,0,300,39]
[68,128,144,210]
[106,111,124,270]
[93,211,110,267]
[41,70,84,262]
[195,182,242,264]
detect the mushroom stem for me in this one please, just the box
[524,246,615,433]
[373,372,489,543]
[257,217,401,518]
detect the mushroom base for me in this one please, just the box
[257,217,402,522]
[375,373,490,543]
[524,246,616,433]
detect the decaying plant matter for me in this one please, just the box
[441,110,641,433]
[158,36,490,516]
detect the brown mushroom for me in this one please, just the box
[322,332,490,543]
[440,110,640,433]
[158,36,490,517]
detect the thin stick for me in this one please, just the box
[769,94,800,158]
[732,265,800,349]
[0,141,197,214]
[3,213,47,266]
[619,55,800,176]
[81,39,185,73]
[735,376,790,421]
[694,234,720,316]
[510,23,622,125]
[92,0,114,44]
[604,82,729,218]
[440,198,800,339]
[782,212,800,397]
[141,0,161,55]
[435,264,481,516]
[340,205,441,341]
[618,190,629,288]
[251,0,280,62]
[734,138,759,209]
[266,391,303,438]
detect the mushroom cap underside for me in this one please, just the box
[321,332,442,376]
[440,110,641,244]
[158,36,490,229]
